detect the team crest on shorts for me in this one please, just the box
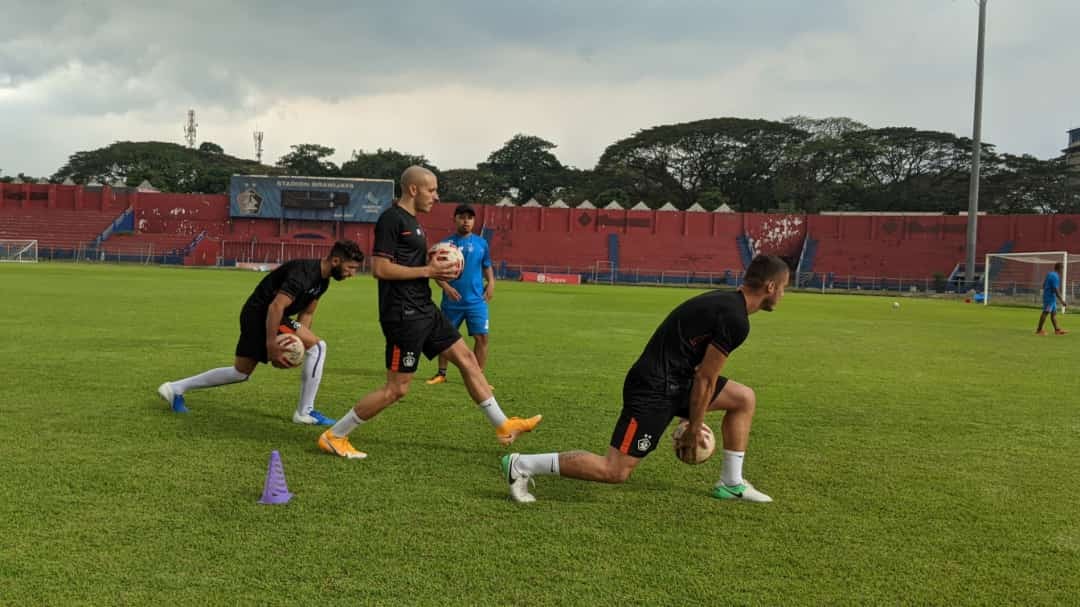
[636,434,653,452]
[403,352,417,368]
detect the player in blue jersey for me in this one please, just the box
[427,204,496,385]
[1036,262,1068,335]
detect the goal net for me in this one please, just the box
[983,251,1078,307]
[0,239,38,263]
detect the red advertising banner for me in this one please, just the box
[520,271,582,285]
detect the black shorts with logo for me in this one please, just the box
[380,309,461,373]
[609,374,729,458]
[236,308,301,363]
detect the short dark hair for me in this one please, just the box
[743,255,789,289]
[1054,262,1064,273]
[454,203,476,217]
[329,240,364,263]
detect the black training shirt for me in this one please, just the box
[243,259,329,317]
[372,204,435,321]
[626,290,750,395]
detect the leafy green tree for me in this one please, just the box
[340,148,438,197]
[837,128,980,212]
[983,154,1073,214]
[596,118,808,210]
[276,144,339,176]
[439,168,500,203]
[52,141,275,193]
[782,115,868,140]
[479,134,567,202]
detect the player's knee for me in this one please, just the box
[605,463,634,484]
[474,334,488,346]
[307,338,326,353]
[230,367,252,382]
[386,382,410,402]
[741,386,757,413]
[454,349,480,372]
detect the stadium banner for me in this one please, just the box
[230,175,394,223]
[235,262,281,272]
[520,271,582,285]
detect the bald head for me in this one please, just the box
[398,165,439,213]
[401,165,435,191]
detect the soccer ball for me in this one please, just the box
[671,420,716,465]
[275,333,305,367]
[428,242,464,279]
[892,301,901,310]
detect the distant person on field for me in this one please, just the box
[427,203,495,387]
[500,254,789,504]
[157,240,365,425]
[315,166,541,461]
[1036,262,1067,335]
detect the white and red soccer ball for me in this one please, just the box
[275,333,305,367]
[672,420,717,465]
[428,242,464,279]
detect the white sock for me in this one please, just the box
[171,366,249,395]
[329,409,364,438]
[296,340,326,416]
[477,396,508,428]
[513,453,560,477]
[721,450,745,486]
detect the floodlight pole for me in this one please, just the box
[964,0,987,290]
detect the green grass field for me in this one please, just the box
[1,263,1078,606]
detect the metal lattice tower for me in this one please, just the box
[254,130,265,164]
[184,110,198,148]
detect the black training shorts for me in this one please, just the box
[236,308,300,363]
[380,309,461,374]
[609,375,729,458]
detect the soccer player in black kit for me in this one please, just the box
[317,166,541,460]
[500,254,790,503]
[157,240,365,425]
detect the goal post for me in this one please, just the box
[0,239,38,263]
[982,251,1076,307]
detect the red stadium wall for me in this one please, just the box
[0,182,134,212]
[4,183,1080,277]
[805,214,1080,278]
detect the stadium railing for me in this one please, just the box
[494,264,1063,299]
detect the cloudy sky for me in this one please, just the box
[1,1,1078,178]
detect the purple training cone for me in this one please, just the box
[258,450,294,505]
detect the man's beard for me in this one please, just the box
[331,265,346,281]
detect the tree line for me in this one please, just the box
[4,115,1075,214]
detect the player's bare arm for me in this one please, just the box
[298,299,318,329]
[436,278,462,302]
[678,344,727,454]
[483,266,495,302]
[266,292,296,367]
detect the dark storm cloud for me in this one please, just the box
[1,1,1078,176]
[0,1,852,115]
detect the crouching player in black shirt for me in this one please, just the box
[500,255,790,503]
[157,240,365,425]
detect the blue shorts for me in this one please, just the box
[442,303,489,336]
[1043,300,1057,313]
